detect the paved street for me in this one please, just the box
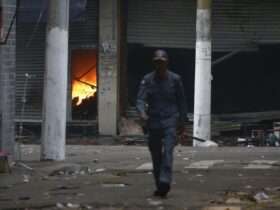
[1,145,280,210]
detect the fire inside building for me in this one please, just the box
[1,0,280,150]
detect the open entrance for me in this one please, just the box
[71,49,97,120]
[126,44,280,146]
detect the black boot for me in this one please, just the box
[153,190,161,197]
[157,182,170,198]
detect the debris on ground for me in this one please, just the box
[67,203,81,208]
[119,117,144,136]
[0,151,10,173]
[95,168,106,173]
[202,207,241,210]
[102,183,127,188]
[254,191,270,203]
[48,164,92,176]
[23,174,30,183]
[147,198,163,206]
[49,164,82,176]
[56,202,65,209]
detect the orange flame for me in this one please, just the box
[71,50,97,106]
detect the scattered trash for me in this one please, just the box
[67,203,80,208]
[196,174,204,177]
[183,157,189,161]
[16,162,33,171]
[49,164,82,176]
[237,138,247,143]
[225,197,242,204]
[93,159,99,163]
[83,204,93,209]
[244,185,252,189]
[23,175,29,183]
[56,202,65,209]
[254,192,270,203]
[136,162,153,170]
[95,168,106,173]
[238,173,243,177]
[102,183,127,188]
[147,198,163,206]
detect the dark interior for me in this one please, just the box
[127,44,280,114]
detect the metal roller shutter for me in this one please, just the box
[213,0,280,51]
[127,0,280,51]
[127,0,196,49]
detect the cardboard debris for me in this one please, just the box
[0,152,9,173]
[119,117,144,136]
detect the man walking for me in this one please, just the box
[136,49,187,198]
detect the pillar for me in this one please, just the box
[193,0,212,146]
[41,0,69,160]
[0,0,16,156]
[98,0,121,135]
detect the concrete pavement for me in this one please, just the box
[1,145,280,210]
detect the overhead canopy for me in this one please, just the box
[18,0,87,23]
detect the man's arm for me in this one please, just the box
[176,77,188,125]
[136,78,148,120]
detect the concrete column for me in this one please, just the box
[41,0,69,160]
[98,0,121,135]
[0,0,16,156]
[193,0,212,147]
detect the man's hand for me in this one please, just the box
[140,112,149,121]
[177,123,187,145]
[177,122,185,136]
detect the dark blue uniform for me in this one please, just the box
[136,70,187,189]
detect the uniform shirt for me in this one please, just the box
[136,70,187,129]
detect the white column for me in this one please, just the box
[41,0,69,160]
[193,0,212,147]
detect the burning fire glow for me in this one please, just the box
[71,50,97,106]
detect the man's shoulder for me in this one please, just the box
[168,71,181,81]
[142,72,155,81]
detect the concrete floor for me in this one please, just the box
[1,145,280,210]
